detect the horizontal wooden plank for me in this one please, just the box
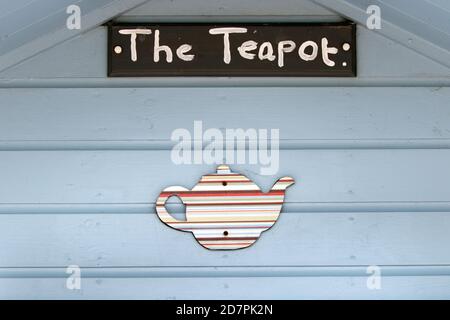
[1,27,449,83]
[114,15,342,24]
[1,212,450,267]
[1,275,450,299]
[0,87,449,142]
[1,150,450,204]
[120,0,339,18]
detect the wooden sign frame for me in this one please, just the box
[108,22,356,77]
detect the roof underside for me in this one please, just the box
[0,0,449,72]
[313,0,450,68]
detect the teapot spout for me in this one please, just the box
[271,177,295,191]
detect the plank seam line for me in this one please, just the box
[1,139,450,150]
[1,265,450,278]
[1,79,449,88]
[2,202,450,213]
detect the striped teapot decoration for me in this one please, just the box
[156,165,295,250]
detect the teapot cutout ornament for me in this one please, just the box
[156,165,294,250]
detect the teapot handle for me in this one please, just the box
[155,186,190,230]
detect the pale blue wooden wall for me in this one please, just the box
[1,0,450,299]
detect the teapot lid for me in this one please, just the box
[193,165,260,191]
[216,164,232,174]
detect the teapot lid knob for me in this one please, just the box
[216,165,231,174]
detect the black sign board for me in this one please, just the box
[108,23,356,77]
